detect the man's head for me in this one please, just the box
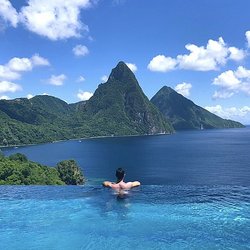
[116,168,125,182]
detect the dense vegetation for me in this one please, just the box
[57,160,84,185]
[151,86,244,130]
[0,62,173,146]
[0,62,244,146]
[81,61,173,136]
[0,152,84,185]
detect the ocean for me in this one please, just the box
[1,127,250,249]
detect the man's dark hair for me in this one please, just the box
[116,168,125,183]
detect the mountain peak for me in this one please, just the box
[158,86,175,94]
[108,61,136,82]
[151,86,244,130]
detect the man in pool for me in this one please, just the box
[103,168,141,191]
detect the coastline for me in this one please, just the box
[1,125,248,149]
[0,132,172,149]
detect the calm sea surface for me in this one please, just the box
[1,128,250,249]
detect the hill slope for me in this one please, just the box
[0,62,173,146]
[151,86,244,130]
[80,61,173,136]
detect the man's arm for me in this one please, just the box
[131,181,141,187]
[102,181,112,187]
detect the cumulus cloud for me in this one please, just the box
[73,45,89,56]
[0,65,20,80]
[0,0,93,40]
[101,75,108,82]
[148,55,177,72]
[174,82,192,97]
[77,76,85,82]
[31,54,50,66]
[228,47,246,61]
[205,105,250,124]
[19,0,92,40]
[77,90,93,101]
[0,54,50,81]
[48,74,66,86]
[27,94,33,99]
[0,81,22,93]
[212,66,250,99]
[148,37,247,72]
[0,0,19,27]
[7,57,33,72]
[0,95,10,100]
[125,63,137,73]
[212,90,234,99]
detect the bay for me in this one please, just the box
[2,127,250,186]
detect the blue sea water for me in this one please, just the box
[1,128,250,249]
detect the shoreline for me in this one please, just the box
[0,132,172,149]
[1,125,248,149]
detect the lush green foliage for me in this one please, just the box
[0,62,173,146]
[56,160,84,185]
[0,62,243,146]
[0,153,84,185]
[151,86,244,130]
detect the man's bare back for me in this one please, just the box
[103,180,140,191]
[103,168,140,191]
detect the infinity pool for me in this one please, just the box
[0,185,249,249]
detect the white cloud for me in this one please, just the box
[31,54,50,66]
[228,47,246,61]
[0,81,22,93]
[205,104,250,124]
[27,94,33,99]
[7,57,33,72]
[0,55,50,81]
[148,37,247,72]
[0,0,19,27]
[77,76,85,82]
[101,75,108,82]
[125,62,137,73]
[0,0,94,40]
[212,90,234,99]
[19,0,92,40]
[77,90,93,101]
[246,31,250,48]
[147,55,177,72]
[0,95,10,100]
[174,82,192,97]
[213,70,240,89]
[0,65,20,80]
[73,45,89,56]
[212,66,250,99]
[48,74,66,86]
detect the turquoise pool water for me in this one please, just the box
[0,185,249,249]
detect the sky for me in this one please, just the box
[0,0,250,124]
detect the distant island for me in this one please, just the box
[0,152,84,185]
[0,61,244,147]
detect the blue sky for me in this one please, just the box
[1,0,250,124]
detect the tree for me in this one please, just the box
[0,150,4,159]
[56,160,84,185]
[9,153,28,162]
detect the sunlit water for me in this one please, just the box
[1,128,250,249]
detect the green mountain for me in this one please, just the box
[0,62,173,146]
[151,86,244,130]
[80,61,173,136]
